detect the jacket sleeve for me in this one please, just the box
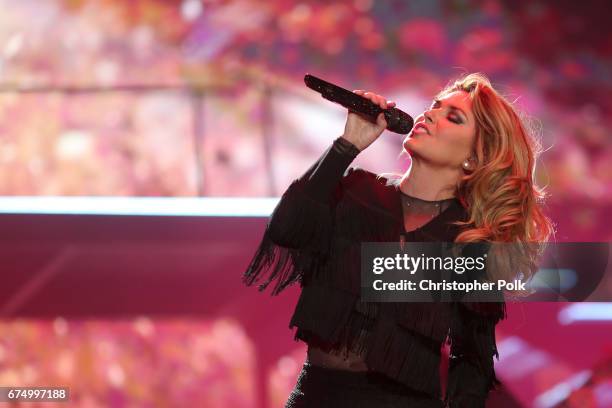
[444,242,507,407]
[444,300,506,408]
[242,136,361,295]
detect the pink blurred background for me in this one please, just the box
[0,0,610,407]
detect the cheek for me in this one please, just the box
[419,129,474,167]
[442,128,474,156]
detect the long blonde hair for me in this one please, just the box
[442,73,554,289]
[386,73,555,292]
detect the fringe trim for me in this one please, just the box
[289,284,445,399]
[444,301,507,406]
[241,230,319,295]
[313,176,401,294]
[444,358,498,408]
[304,172,401,293]
[241,182,333,295]
[365,317,443,397]
[318,241,362,294]
[289,284,358,344]
[392,302,453,343]
[242,169,399,296]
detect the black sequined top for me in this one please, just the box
[243,137,506,407]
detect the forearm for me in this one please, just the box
[298,136,361,203]
[267,136,360,248]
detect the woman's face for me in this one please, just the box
[403,90,477,169]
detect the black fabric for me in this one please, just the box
[285,362,445,408]
[242,137,507,406]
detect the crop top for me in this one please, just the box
[242,136,507,407]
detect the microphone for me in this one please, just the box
[304,74,414,134]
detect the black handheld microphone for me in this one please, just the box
[304,74,414,134]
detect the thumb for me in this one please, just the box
[377,112,387,128]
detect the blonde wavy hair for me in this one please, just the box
[394,73,555,293]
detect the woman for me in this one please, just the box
[243,73,553,407]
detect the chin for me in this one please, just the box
[403,145,418,159]
[403,138,419,155]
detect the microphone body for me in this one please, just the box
[304,74,414,134]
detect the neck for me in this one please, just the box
[399,158,461,201]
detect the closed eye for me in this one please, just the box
[431,99,466,124]
[449,114,462,124]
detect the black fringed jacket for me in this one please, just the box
[243,137,507,407]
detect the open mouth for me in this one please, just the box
[412,122,430,135]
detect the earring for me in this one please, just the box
[462,160,470,169]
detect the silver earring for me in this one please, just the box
[462,161,470,169]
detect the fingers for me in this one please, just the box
[365,92,386,109]
[353,90,394,110]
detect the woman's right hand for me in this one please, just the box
[341,90,396,151]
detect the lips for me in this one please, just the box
[412,122,430,135]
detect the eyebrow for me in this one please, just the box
[433,98,469,122]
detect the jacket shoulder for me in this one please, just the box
[339,167,399,215]
[342,166,398,188]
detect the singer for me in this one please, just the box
[243,73,553,407]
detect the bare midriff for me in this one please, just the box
[307,345,369,371]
